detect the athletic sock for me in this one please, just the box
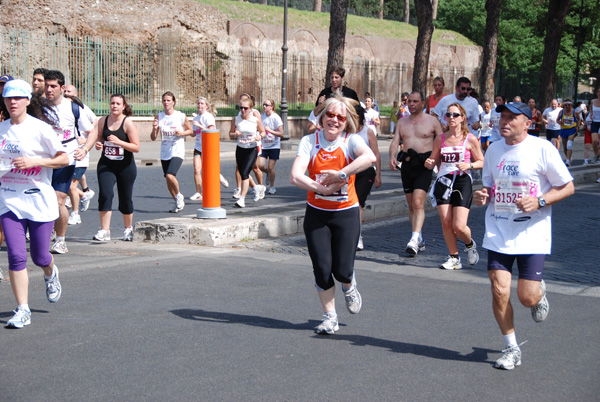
[56,236,65,242]
[326,310,337,319]
[18,304,30,312]
[410,232,420,242]
[82,187,90,192]
[503,332,518,349]
[465,240,474,248]
[451,254,459,259]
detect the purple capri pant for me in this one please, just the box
[1,211,54,271]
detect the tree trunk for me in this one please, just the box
[412,0,434,95]
[313,0,322,12]
[432,0,439,20]
[379,0,384,19]
[539,0,573,110]
[479,0,500,104]
[404,0,410,23]
[326,0,348,87]
[262,0,267,4]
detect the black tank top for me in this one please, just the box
[100,116,133,165]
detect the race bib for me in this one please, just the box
[440,145,464,165]
[529,121,537,130]
[563,116,574,126]
[161,127,177,141]
[493,179,531,214]
[314,173,349,202]
[103,141,124,161]
[491,115,500,127]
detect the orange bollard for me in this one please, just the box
[196,129,226,219]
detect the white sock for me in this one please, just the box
[411,232,420,242]
[18,304,30,312]
[503,332,518,349]
[56,236,65,242]
[44,265,57,280]
[239,196,245,201]
[325,310,337,318]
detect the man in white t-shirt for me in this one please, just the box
[432,77,481,135]
[45,70,97,254]
[259,99,284,194]
[473,102,574,371]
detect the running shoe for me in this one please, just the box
[189,192,202,201]
[259,185,266,200]
[315,313,339,335]
[123,227,133,242]
[51,229,56,242]
[170,194,185,213]
[85,189,96,200]
[405,239,419,256]
[531,279,549,323]
[583,160,590,166]
[65,196,72,209]
[418,241,426,252]
[565,159,571,167]
[253,185,262,202]
[494,346,522,370]
[80,194,91,212]
[6,307,31,329]
[68,211,81,225]
[45,265,61,303]
[465,240,480,265]
[235,198,245,208]
[50,240,68,254]
[594,155,600,164]
[93,229,111,241]
[220,175,230,188]
[344,285,362,314]
[232,188,241,199]
[356,235,364,251]
[440,255,462,270]
[267,187,276,195]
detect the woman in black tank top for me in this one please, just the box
[94,94,140,242]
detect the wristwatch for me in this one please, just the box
[537,196,546,209]
[339,171,347,180]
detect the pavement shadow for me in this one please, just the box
[318,334,496,365]
[170,309,323,330]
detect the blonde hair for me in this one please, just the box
[447,102,470,140]
[317,95,359,133]
[198,96,217,116]
[239,94,254,110]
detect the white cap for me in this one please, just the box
[2,79,33,99]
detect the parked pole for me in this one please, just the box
[196,129,226,219]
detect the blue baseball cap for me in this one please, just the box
[2,79,33,99]
[496,102,532,119]
[0,75,14,83]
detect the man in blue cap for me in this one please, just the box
[473,102,574,370]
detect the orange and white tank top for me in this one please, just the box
[307,130,358,211]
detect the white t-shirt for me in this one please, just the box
[158,110,187,160]
[480,111,492,138]
[308,110,319,127]
[481,135,573,255]
[51,98,94,165]
[543,107,562,130]
[488,109,503,142]
[192,112,216,152]
[235,115,259,149]
[433,94,481,136]
[75,104,97,168]
[0,115,65,222]
[364,108,379,134]
[261,112,283,150]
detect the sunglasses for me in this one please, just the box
[239,106,249,110]
[325,111,347,122]
[445,112,461,118]
[263,103,271,107]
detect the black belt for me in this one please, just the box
[61,137,77,145]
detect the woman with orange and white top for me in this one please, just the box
[290,95,376,335]
[426,76,446,114]
[425,103,484,270]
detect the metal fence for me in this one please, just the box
[1,28,482,115]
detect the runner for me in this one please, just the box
[527,98,543,137]
[473,102,574,370]
[480,100,492,151]
[364,96,380,136]
[150,91,192,213]
[432,77,481,136]
[189,96,217,201]
[0,75,13,122]
[583,110,593,165]
[290,95,375,335]
[390,91,442,256]
[31,68,48,96]
[93,94,140,241]
[425,103,483,269]
[587,87,600,163]
[0,79,69,328]
[389,100,399,137]
[488,95,505,144]
[395,92,411,120]
[557,99,579,167]
[353,103,381,250]
[426,77,446,114]
[542,99,562,151]
[259,99,284,195]
[229,97,265,208]
[315,66,359,106]
[44,70,97,254]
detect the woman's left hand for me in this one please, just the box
[456,162,470,172]
[319,169,346,186]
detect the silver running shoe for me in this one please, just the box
[418,241,426,252]
[232,188,241,199]
[6,308,31,329]
[440,255,462,270]
[123,227,133,242]
[406,239,419,256]
[93,229,111,241]
[45,265,62,303]
[253,185,262,202]
[50,240,68,254]
[356,235,364,251]
[465,240,480,265]
[315,313,339,335]
[80,194,91,212]
[531,279,549,323]
[494,346,522,370]
[344,285,362,314]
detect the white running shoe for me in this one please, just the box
[123,227,133,242]
[80,194,91,212]
[344,285,362,314]
[440,255,462,270]
[315,313,339,335]
[232,188,241,199]
[6,307,31,329]
[189,192,202,201]
[259,185,266,200]
[93,229,111,241]
[494,346,522,370]
[356,235,364,251]
[531,280,549,323]
[45,265,61,303]
[418,241,426,252]
[465,240,479,265]
[170,194,185,213]
[235,198,245,208]
[267,187,276,195]
[85,189,96,200]
[50,240,68,254]
[65,196,72,209]
[220,175,229,188]
[406,239,419,256]
[68,212,81,225]
[253,185,262,202]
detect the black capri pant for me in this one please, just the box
[235,146,258,180]
[355,166,376,208]
[303,204,361,291]
[97,159,137,214]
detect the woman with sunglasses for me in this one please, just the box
[150,91,193,213]
[425,103,484,270]
[229,97,265,208]
[259,99,284,195]
[290,95,376,335]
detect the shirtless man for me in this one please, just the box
[389,91,443,255]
